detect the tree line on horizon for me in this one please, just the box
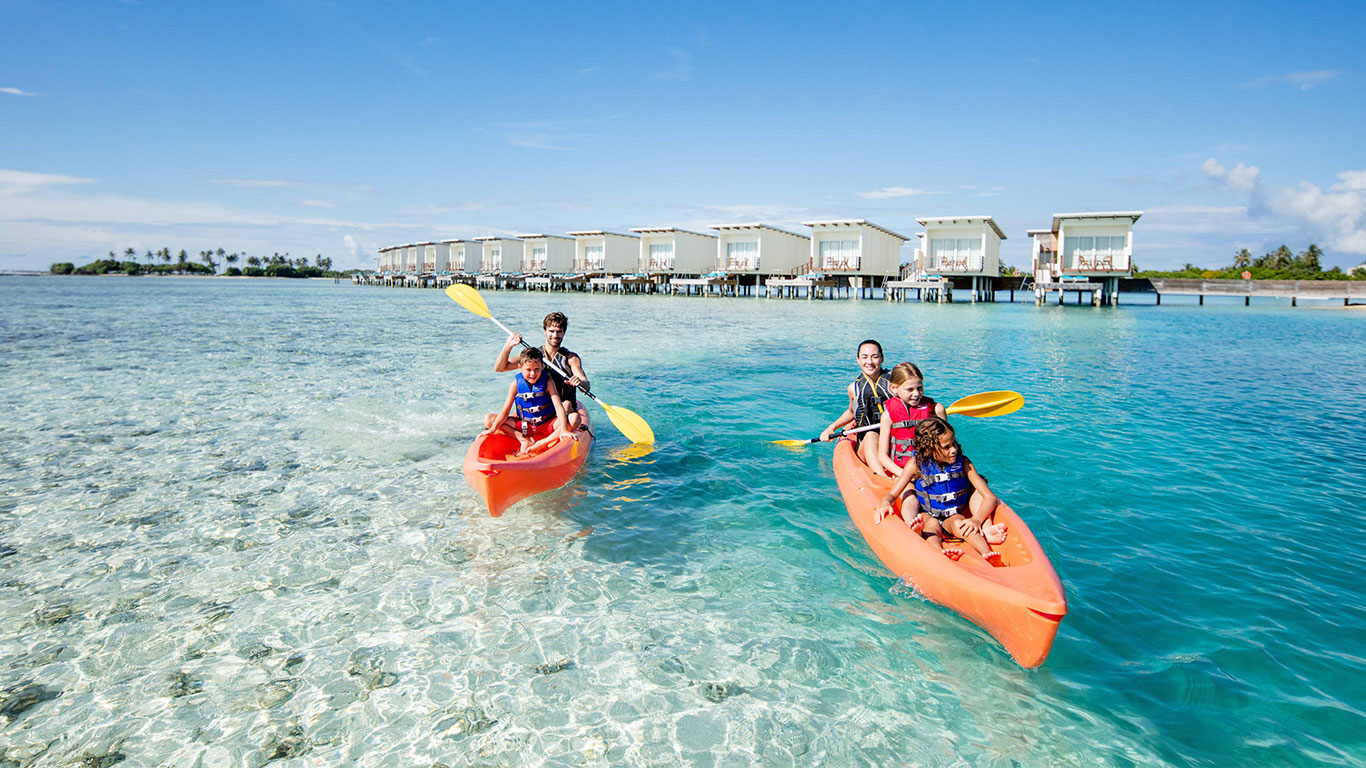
[1135,244,1366,281]
[49,247,350,278]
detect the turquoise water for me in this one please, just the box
[1,276,1363,767]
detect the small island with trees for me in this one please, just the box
[49,247,355,278]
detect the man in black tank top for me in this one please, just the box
[495,311,589,431]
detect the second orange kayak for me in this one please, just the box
[463,409,593,517]
[832,437,1067,668]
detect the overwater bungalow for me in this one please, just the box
[420,242,449,274]
[515,234,576,291]
[566,231,641,292]
[1028,211,1142,306]
[441,239,481,276]
[709,223,811,296]
[629,227,719,287]
[914,216,1007,301]
[473,236,524,287]
[801,219,909,298]
[376,247,395,274]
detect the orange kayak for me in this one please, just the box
[463,409,593,517]
[833,437,1067,668]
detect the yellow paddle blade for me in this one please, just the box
[770,439,812,448]
[446,284,492,319]
[946,390,1024,418]
[601,402,655,445]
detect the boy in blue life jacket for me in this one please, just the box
[820,339,893,477]
[483,347,570,455]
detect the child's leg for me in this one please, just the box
[967,491,1007,544]
[944,515,1002,565]
[566,407,584,432]
[922,516,962,560]
[901,494,924,533]
[859,432,886,477]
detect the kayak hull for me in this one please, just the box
[833,437,1067,668]
[463,409,593,517]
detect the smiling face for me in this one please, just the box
[543,322,566,349]
[892,377,923,406]
[857,342,883,378]
[520,357,543,384]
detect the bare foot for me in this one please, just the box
[942,548,964,561]
[905,515,924,533]
[983,551,1004,567]
[985,522,1008,545]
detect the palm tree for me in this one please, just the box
[160,248,171,265]
[225,253,239,269]
[200,250,216,273]
[1300,244,1323,271]
[1273,245,1293,270]
[216,248,225,263]
[247,255,261,269]
[1234,249,1252,269]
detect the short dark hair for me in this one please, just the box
[520,347,544,363]
[544,312,568,330]
[857,339,883,356]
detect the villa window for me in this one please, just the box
[929,238,983,272]
[1064,235,1126,269]
[530,246,546,270]
[584,244,604,270]
[819,239,859,270]
[726,241,758,271]
[649,243,674,270]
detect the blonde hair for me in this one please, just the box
[888,362,924,387]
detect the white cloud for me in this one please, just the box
[1242,70,1343,91]
[506,134,578,151]
[209,178,293,188]
[0,170,93,194]
[301,199,334,208]
[1201,158,1260,191]
[1,87,39,97]
[1203,158,1366,255]
[652,48,692,83]
[859,186,934,199]
[498,115,620,151]
[344,234,361,259]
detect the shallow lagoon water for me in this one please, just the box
[1,276,1363,767]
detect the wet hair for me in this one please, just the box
[520,347,544,364]
[543,312,568,330]
[913,417,956,469]
[857,339,883,357]
[888,362,924,387]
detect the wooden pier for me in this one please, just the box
[1149,278,1366,306]
[885,278,952,303]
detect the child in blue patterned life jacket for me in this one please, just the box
[875,362,948,479]
[873,416,1008,564]
[483,347,569,455]
[820,339,893,477]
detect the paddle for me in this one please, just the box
[770,390,1024,447]
[446,284,656,445]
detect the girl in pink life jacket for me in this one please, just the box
[875,362,947,480]
[874,417,1008,562]
[482,347,569,455]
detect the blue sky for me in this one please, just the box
[3,0,1365,270]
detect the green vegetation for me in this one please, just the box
[50,248,339,278]
[1136,244,1366,280]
